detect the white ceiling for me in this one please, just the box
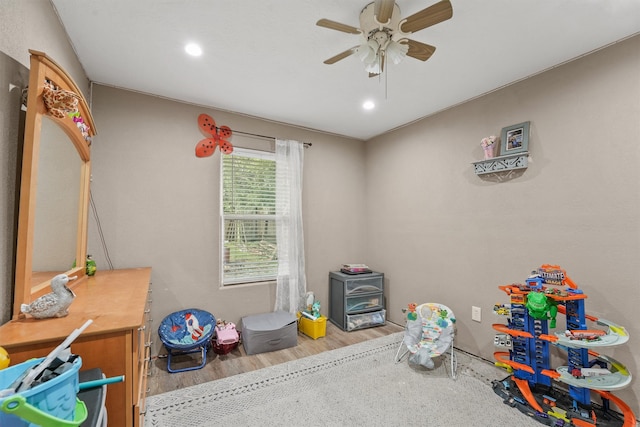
[51,0,640,141]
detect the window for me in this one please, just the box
[221,148,277,285]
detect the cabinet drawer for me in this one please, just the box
[346,309,386,331]
[134,283,152,427]
[345,294,383,313]
[136,344,151,427]
[344,277,383,295]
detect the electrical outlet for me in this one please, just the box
[472,306,482,322]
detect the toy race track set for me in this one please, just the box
[491,265,636,427]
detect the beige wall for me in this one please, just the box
[2,0,638,416]
[365,35,640,413]
[87,85,367,348]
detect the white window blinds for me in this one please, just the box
[221,148,277,285]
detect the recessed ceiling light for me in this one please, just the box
[185,43,202,57]
[362,100,375,110]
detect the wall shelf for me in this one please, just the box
[472,152,529,175]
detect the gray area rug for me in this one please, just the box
[145,332,542,426]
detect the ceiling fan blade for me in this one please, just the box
[316,18,361,34]
[323,47,358,64]
[404,39,436,61]
[400,0,453,34]
[374,0,396,24]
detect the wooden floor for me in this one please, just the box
[148,320,403,396]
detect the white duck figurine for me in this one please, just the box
[21,274,77,319]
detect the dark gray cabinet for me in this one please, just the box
[329,271,385,331]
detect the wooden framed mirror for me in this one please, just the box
[13,50,96,319]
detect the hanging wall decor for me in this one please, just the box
[195,113,234,157]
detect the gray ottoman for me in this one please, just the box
[241,311,298,355]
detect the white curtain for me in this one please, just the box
[274,139,307,313]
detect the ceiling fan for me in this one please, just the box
[317,0,453,75]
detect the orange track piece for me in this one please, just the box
[513,377,544,412]
[594,390,637,427]
[494,352,535,374]
[498,284,529,295]
[492,323,533,338]
[557,304,598,322]
[541,369,560,379]
[538,334,558,343]
[572,419,595,427]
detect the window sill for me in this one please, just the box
[220,279,276,289]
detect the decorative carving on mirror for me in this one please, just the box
[13,50,96,319]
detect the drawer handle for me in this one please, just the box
[138,325,146,332]
[144,309,151,314]
[145,341,153,347]
[147,298,153,303]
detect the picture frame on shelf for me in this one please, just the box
[499,121,530,156]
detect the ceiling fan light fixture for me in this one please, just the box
[356,39,379,64]
[364,60,382,75]
[386,40,408,65]
[364,62,382,75]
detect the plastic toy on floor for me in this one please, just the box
[492,265,635,426]
[215,320,239,345]
[212,319,240,355]
[311,301,321,319]
[301,292,321,320]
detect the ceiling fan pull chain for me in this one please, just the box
[385,63,388,100]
